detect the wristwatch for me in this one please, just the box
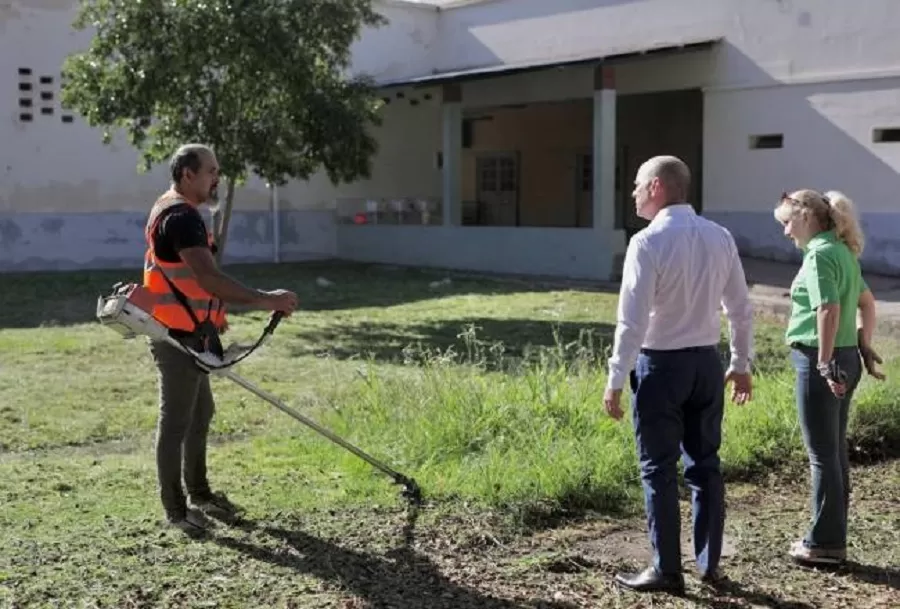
[817,360,847,384]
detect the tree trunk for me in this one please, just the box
[213,177,236,266]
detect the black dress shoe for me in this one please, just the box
[615,566,686,594]
[700,568,727,585]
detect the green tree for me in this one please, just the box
[61,0,387,261]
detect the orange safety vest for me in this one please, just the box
[142,189,227,333]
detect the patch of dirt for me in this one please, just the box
[276,460,898,609]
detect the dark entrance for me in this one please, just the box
[615,88,705,241]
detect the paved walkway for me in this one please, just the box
[740,256,900,331]
[440,255,900,332]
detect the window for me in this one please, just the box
[872,128,900,143]
[749,134,783,150]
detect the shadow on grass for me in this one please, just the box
[0,261,561,329]
[292,317,618,367]
[213,519,581,609]
[293,315,793,375]
[839,561,900,592]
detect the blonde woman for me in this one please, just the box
[773,190,885,566]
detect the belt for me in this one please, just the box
[640,344,718,355]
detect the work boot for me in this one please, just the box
[189,490,243,523]
[166,509,213,538]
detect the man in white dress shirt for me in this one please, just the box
[604,155,754,594]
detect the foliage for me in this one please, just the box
[60,0,388,255]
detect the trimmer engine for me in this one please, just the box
[96,282,169,342]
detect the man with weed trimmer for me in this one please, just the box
[142,144,298,535]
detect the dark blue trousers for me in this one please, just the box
[629,345,725,576]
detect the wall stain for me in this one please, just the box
[40,217,64,234]
[0,219,23,247]
[0,210,336,270]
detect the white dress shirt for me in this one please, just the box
[606,204,754,391]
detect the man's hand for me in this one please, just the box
[724,369,752,405]
[262,289,299,316]
[604,388,624,421]
[859,343,886,381]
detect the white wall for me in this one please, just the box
[435,0,900,218]
[349,1,440,84]
[0,0,439,217]
[4,0,900,273]
[704,79,900,214]
[435,0,900,87]
[279,90,443,210]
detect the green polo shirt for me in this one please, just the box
[785,229,867,348]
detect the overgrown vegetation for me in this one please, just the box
[1,262,897,607]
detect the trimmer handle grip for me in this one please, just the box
[265,310,286,334]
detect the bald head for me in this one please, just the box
[168,143,220,204]
[170,143,215,183]
[637,155,691,203]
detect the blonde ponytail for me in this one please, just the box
[823,190,865,257]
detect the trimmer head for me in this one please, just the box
[396,475,423,505]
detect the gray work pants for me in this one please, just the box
[148,339,216,520]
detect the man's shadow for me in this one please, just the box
[211,509,581,609]
[811,560,900,592]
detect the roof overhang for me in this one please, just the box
[377,37,721,89]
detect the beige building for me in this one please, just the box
[2,0,900,278]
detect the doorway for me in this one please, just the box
[473,152,520,226]
[615,88,704,240]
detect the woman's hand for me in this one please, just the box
[859,343,886,380]
[818,359,848,398]
[826,378,847,398]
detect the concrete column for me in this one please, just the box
[592,65,626,279]
[441,83,463,226]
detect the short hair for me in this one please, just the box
[642,155,691,201]
[169,144,214,183]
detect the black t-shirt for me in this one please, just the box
[150,204,211,263]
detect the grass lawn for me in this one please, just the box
[1,260,898,608]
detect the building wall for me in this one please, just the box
[435,0,900,83]
[4,0,900,275]
[702,75,900,274]
[0,0,442,271]
[435,0,900,273]
[337,225,610,280]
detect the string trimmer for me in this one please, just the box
[95,282,423,505]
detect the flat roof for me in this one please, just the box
[377,37,720,89]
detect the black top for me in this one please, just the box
[150,204,211,263]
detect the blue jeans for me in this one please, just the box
[790,344,862,550]
[629,345,725,576]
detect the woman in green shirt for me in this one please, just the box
[773,189,885,567]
